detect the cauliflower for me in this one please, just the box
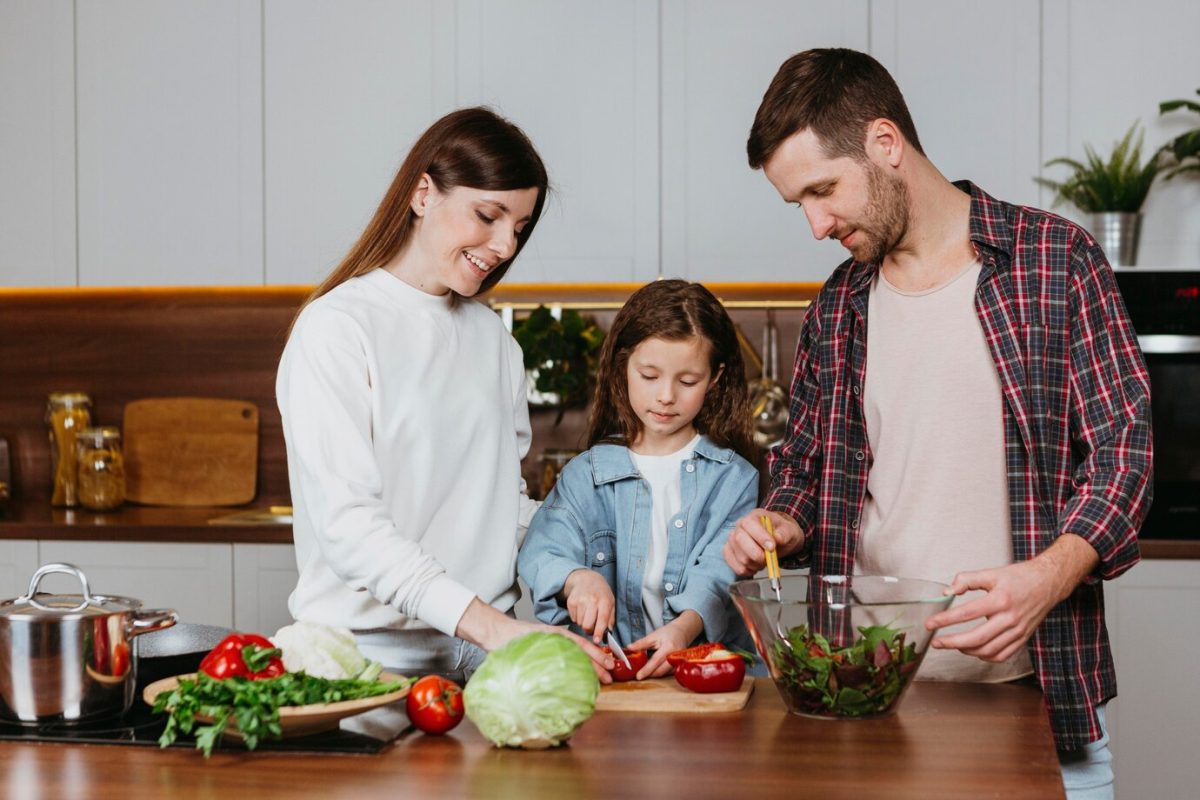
[270,621,382,681]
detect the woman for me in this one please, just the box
[277,107,609,682]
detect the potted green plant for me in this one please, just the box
[1035,121,1162,266]
[1159,88,1200,179]
[512,305,605,423]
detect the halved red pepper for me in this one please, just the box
[198,632,285,680]
[665,642,726,668]
[672,648,748,694]
[602,646,650,681]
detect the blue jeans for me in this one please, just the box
[1059,703,1113,800]
[354,627,488,685]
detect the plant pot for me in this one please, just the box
[1091,212,1142,267]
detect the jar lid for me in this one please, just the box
[77,426,122,447]
[0,563,139,622]
[47,391,92,406]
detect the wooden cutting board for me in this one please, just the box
[596,676,754,713]
[123,397,259,506]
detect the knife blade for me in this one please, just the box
[605,630,633,671]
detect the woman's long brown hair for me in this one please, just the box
[293,107,548,323]
[586,280,754,462]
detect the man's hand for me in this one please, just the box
[563,568,617,643]
[627,610,705,679]
[723,509,803,577]
[925,533,1100,662]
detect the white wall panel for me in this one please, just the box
[263,0,454,285]
[76,0,262,286]
[0,0,75,287]
[1046,0,1200,267]
[872,0,1042,208]
[454,0,659,284]
[660,0,870,283]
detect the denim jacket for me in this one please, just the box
[517,435,758,649]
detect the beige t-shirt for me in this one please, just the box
[855,260,1033,683]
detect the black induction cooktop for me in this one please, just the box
[0,651,397,754]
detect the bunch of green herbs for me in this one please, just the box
[152,671,412,757]
[1035,121,1161,213]
[771,622,919,717]
[512,305,604,421]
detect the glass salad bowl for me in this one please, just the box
[729,575,954,720]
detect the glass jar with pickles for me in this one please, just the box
[75,426,126,511]
[46,392,92,507]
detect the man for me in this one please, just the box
[724,49,1151,798]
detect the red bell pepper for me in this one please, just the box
[665,642,726,668]
[672,648,748,694]
[198,632,286,680]
[601,646,650,681]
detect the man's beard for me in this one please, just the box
[851,163,909,265]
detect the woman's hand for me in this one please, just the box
[723,509,803,577]
[562,569,617,644]
[627,610,705,679]
[455,597,615,683]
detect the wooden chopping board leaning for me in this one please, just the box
[123,397,259,506]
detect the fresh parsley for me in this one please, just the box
[152,671,413,757]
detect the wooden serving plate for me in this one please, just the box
[142,672,411,739]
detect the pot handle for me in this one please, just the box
[21,562,92,612]
[129,608,179,637]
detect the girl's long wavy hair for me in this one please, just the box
[293,107,548,323]
[586,280,753,462]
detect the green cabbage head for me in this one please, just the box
[464,632,599,749]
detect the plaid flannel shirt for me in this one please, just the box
[766,181,1152,750]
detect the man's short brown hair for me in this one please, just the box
[747,48,924,169]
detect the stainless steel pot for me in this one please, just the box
[0,562,177,723]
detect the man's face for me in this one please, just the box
[762,128,909,265]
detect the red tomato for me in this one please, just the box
[665,642,725,668]
[406,675,464,735]
[601,647,650,681]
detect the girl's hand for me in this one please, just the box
[628,610,705,679]
[563,569,617,643]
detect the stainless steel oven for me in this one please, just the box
[1115,268,1200,539]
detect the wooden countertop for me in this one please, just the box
[0,679,1063,800]
[2,503,1195,558]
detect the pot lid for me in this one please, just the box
[0,563,140,622]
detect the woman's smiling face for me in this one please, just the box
[400,180,539,297]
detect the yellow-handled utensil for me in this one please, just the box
[761,514,782,601]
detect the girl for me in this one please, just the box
[277,107,609,683]
[518,280,759,680]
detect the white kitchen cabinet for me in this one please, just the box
[262,0,454,285]
[0,540,40,599]
[659,0,870,283]
[0,0,75,287]
[75,0,262,286]
[1105,559,1200,800]
[1043,1,1200,267]
[871,0,1042,209]
[232,543,298,634]
[451,0,661,285]
[35,541,234,628]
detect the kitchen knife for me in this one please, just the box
[605,630,633,671]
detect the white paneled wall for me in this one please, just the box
[1,1,1198,286]
[660,0,870,282]
[0,0,75,286]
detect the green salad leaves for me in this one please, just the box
[772,623,919,717]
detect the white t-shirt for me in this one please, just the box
[630,434,700,630]
[276,268,539,638]
[857,260,1033,682]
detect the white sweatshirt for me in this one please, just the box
[276,268,538,637]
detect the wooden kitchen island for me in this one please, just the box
[0,679,1064,800]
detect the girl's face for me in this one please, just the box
[396,179,539,297]
[625,335,722,455]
